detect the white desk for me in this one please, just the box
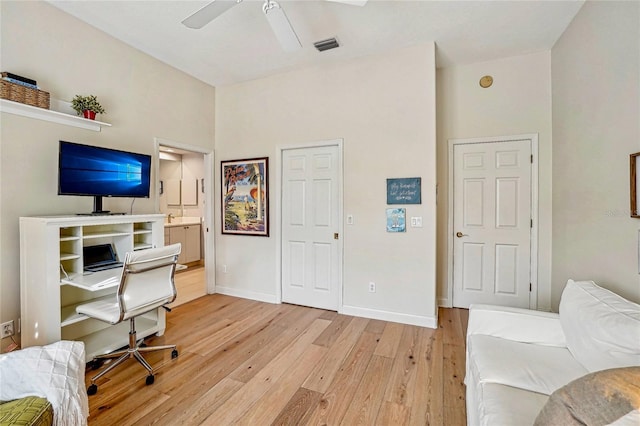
[61,268,122,291]
[20,214,165,361]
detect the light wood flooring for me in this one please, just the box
[85,287,468,425]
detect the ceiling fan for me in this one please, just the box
[181,0,368,52]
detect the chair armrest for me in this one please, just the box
[467,304,566,347]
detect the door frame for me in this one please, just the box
[447,133,539,309]
[154,137,216,294]
[275,139,344,312]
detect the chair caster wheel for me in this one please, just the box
[146,375,155,385]
[87,384,97,395]
[88,359,104,370]
[171,349,178,359]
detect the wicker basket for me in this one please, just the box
[0,80,50,109]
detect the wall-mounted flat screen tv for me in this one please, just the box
[58,140,151,215]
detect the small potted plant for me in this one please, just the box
[71,95,106,120]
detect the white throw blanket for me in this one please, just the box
[0,340,89,426]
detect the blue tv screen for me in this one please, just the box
[58,141,151,198]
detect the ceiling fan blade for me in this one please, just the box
[263,1,301,52]
[181,0,240,29]
[325,0,368,6]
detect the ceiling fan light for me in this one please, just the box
[263,0,302,52]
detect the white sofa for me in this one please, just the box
[465,279,640,426]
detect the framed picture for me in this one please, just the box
[221,157,269,236]
[631,152,640,218]
[386,208,406,232]
[387,177,421,204]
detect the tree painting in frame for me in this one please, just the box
[221,157,269,236]
[386,208,406,232]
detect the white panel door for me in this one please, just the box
[453,140,532,308]
[282,145,341,310]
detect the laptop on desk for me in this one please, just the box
[83,244,123,272]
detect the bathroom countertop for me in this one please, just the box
[164,216,202,227]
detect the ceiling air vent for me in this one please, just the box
[314,37,340,52]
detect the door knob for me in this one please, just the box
[456,232,468,238]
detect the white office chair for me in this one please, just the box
[76,243,182,395]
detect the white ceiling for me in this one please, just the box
[47,0,584,87]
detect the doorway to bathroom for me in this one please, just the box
[155,138,215,306]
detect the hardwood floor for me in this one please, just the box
[85,294,468,425]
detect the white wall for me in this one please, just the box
[0,1,215,351]
[436,51,553,310]
[551,1,640,308]
[216,45,438,327]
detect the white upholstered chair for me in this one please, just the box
[76,243,181,395]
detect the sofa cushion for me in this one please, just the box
[466,304,565,347]
[467,334,588,396]
[0,341,88,426]
[610,410,640,426]
[534,367,640,426]
[0,396,53,426]
[559,280,640,372]
[479,383,548,426]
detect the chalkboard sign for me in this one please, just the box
[387,177,421,205]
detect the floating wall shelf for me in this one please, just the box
[0,99,112,132]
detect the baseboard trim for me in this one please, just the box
[215,286,279,304]
[438,297,452,308]
[213,289,438,328]
[341,305,438,329]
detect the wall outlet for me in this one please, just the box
[1,320,15,338]
[223,264,227,273]
[368,282,376,293]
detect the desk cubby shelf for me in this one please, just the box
[83,231,130,239]
[20,214,165,362]
[60,252,80,261]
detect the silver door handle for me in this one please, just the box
[456,232,468,238]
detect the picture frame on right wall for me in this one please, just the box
[631,152,640,218]
[221,157,269,236]
[386,208,406,232]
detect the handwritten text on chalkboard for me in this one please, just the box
[387,177,421,205]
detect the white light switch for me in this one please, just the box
[411,217,423,227]
[347,214,354,225]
